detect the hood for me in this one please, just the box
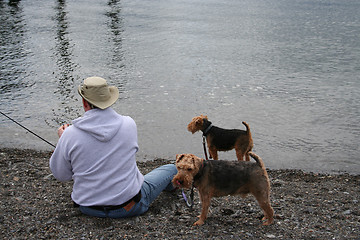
[72,108,122,142]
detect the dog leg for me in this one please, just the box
[244,147,252,161]
[194,192,211,226]
[259,200,274,225]
[235,149,244,161]
[244,152,250,161]
[208,147,218,160]
[253,191,274,225]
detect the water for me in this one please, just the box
[1,0,359,174]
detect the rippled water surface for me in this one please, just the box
[1,0,359,174]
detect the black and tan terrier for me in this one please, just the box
[172,152,274,226]
[187,115,253,161]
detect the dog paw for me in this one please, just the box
[193,220,204,226]
[262,219,274,225]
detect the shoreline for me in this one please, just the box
[1,148,359,239]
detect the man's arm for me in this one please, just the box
[49,124,73,181]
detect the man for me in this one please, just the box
[50,76,177,218]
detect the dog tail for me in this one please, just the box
[249,152,265,169]
[242,121,251,136]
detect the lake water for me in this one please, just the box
[1,0,359,174]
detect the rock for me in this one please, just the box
[1,148,359,239]
[266,234,276,238]
[342,210,351,215]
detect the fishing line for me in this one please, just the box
[0,110,56,148]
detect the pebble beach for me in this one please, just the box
[1,148,359,239]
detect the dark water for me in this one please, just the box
[1,0,359,174]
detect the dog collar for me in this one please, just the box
[193,160,206,183]
[202,123,213,136]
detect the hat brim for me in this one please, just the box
[78,85,119,109]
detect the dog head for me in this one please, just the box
[172,153,204,189]
[187,115,208,134]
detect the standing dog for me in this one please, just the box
[187,115,253,161]
[172,152,274,226]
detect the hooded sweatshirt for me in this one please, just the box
[50,108,144,206]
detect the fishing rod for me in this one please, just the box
[0,110,56,148]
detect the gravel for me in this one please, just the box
[1,148,359,239]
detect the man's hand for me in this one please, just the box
[57,124,70,138]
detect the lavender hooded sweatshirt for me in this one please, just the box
[50,108,144,206]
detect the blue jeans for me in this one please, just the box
[79,164,177,218]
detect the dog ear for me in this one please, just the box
[176,154,184,163]
[200,114,208,120]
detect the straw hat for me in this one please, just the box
[78,76,119,109]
